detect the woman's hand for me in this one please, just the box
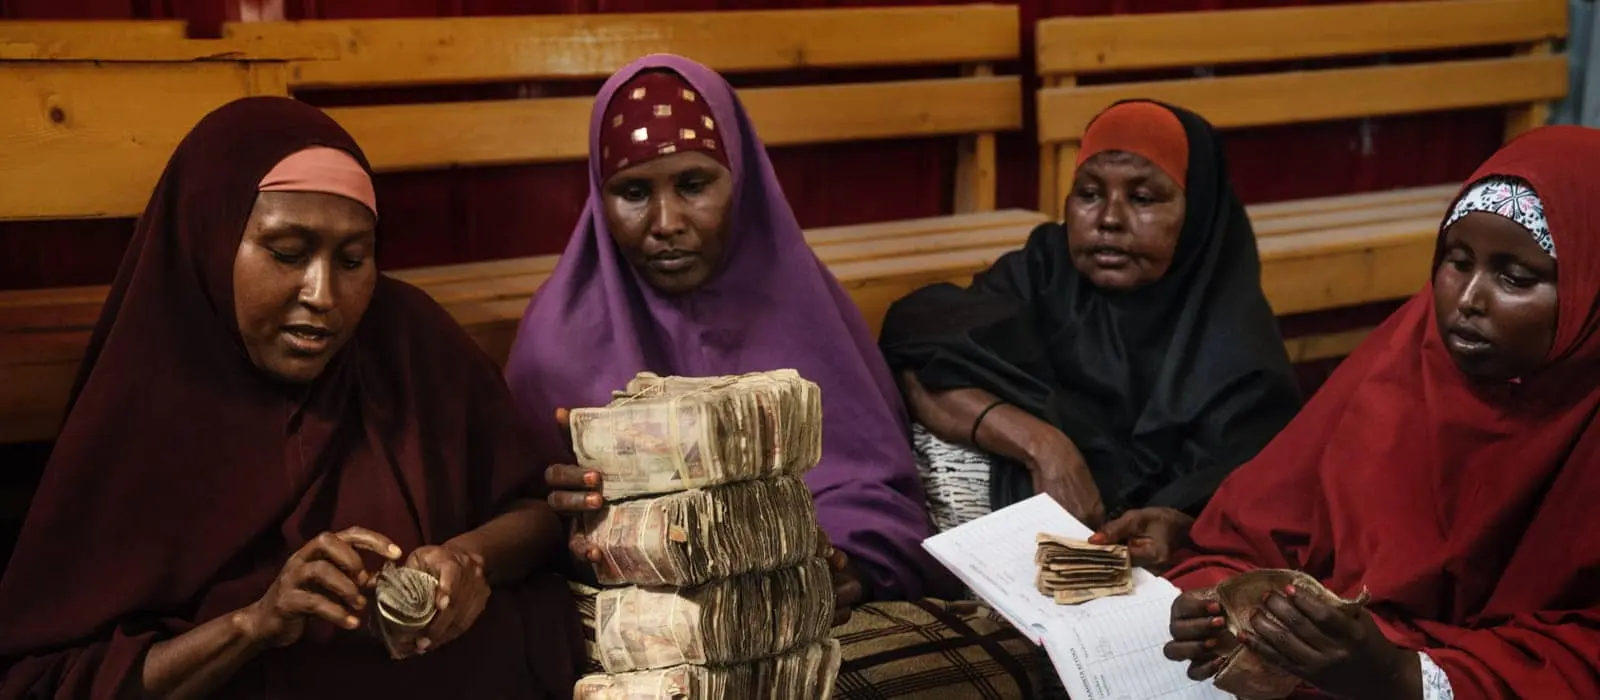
[240,527,401,648]
[1090,507,1194,571]
[547,407,606,566]
[817,528,865,627]
[401,544,491,656]
[1163,587,1232,681]
[1025,431,1105,528]
[1239,585,1420,700]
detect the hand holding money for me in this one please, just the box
[546,408,606,515]
[817,528,863,626]
[1090,507,1194,571]
[389,544,489,658]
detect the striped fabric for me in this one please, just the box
[572,582,1048,698]
[911,423,995,533]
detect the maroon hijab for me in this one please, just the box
[1167,126,1600,698]
[0,97,578,699]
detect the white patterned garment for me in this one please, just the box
[910,423,994,533]
[1420,652,1455,700]
[1443,175,1554,258]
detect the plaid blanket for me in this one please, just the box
[572,582,1048,698]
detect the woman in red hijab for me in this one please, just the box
[0,97,580,699]
[1157,125,1600,699]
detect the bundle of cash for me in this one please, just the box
[1212,570,1371,700]
[1033,533,1134,605]
[595,558,835,674]
[571,370,823,500]
[370,562,439,659]
[583,476,819,587]
[574,639,842,700]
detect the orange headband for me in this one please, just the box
[258,147,378,217]
[1076,102,1189,189]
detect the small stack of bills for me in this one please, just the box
[1033,533,1134,605]
[1213,569,1371,700]
[577,370,840,699]
[576,640,842,700]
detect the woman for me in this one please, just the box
[506,55,1040,698]
[1164,125,1600,699]
[0,97,579,699]
[879,100,1301,551]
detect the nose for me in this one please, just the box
[1095,192,1127,233]
[298,257,335,313]
[1457,269,1490,318]
[649,193,689,239]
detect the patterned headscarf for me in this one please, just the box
[1443,175,1555,258]
[597,69,729,182]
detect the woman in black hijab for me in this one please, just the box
[880,100,1300,566]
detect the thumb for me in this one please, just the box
[555,407,571,431]
[1096,511,1146,544]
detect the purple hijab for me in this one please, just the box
[505,54,957,600]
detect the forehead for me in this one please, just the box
[249,191,375,237]
[1080,151,1161,177]
[1444,211,1549,259]
[605,151,728,183]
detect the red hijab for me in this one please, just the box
[0,97,578,699]
[1166,125,1600,699]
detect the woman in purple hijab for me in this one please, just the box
[503,54,960,605]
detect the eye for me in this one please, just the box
[268,247,307,265]
[1440,248,1472,272]
[1073,186,1102,202]
[612,181,650,203]
[1499,266,1539,289]
[341,255,368,271]
[1130,189,1157,205]
[677,174,711,195]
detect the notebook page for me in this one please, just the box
[923,494,1228,700]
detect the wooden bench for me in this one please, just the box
[1031,0,1568,354]
[1,7,1026,443]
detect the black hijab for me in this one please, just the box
[879,100,1300,516]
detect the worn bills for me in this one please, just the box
[583,476,819,588]
[574,639,842,700]
[1034,533,1134,605]
[595,558,835,674]
[370,563,439,659]
[1213,570,1371,700]
[571,370,823,500]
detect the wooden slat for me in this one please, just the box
[1283,328,1374,364]
[1249,184,1459,221]
[1258,218,1438,315]
[392,209,1050,288]
[337,76,1021,172]
[0,21,336,62]
[0,62,266,220]
[223,5,1019,89]
[1036,0,1566,76]
[1037,55,1568,145]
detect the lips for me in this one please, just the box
[281,324,335,354]
[646,250,699,274]
[1087,246,1132,268]
[1445,323,1494,357]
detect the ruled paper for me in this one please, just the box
[923,494,1229,700]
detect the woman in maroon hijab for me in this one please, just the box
[0,97,579,699]
[1160,126,1600,699]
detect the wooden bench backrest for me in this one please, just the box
[0,22,335,221]
[1033,0,1569,215]
[223,5,1023,212]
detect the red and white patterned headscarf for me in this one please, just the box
[1444,175,1554,258]
[596,69,729,182]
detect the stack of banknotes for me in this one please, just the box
[570,369,823,500]
[1033,533,1134,605]
[594,559,835,673]
[575,640,842,700]
[574,370,840,698]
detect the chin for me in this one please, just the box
[258,357,332,384]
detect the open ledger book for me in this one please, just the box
[923,495,1230,700]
